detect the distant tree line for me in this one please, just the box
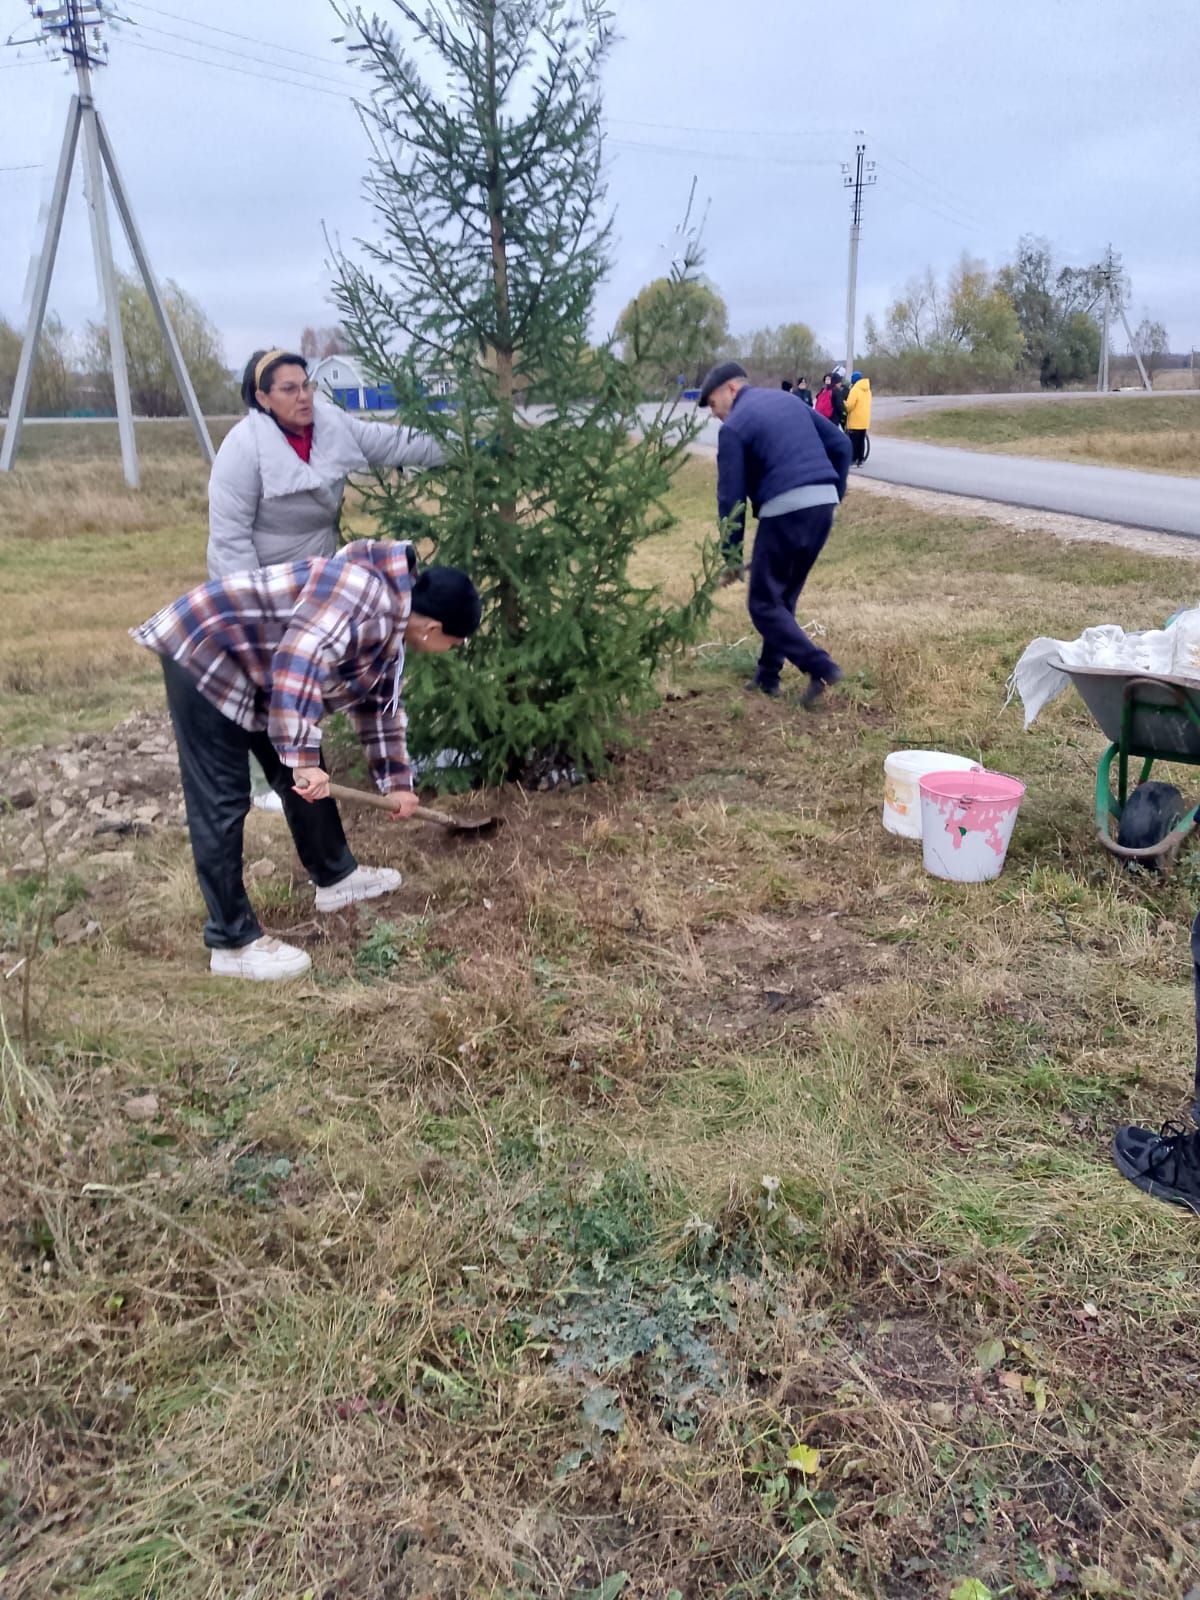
[865,236,1185,393]
[613,234,1186,399]
[614,277,831,397]
[0,274,237,419]
[3,239,1183,417]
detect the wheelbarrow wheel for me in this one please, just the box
[1117,781,1185,859]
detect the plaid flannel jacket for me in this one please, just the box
[132,539,416,793]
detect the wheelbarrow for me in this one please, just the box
[1057,661,1200,870]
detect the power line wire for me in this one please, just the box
[874,162,981,233]
[120,14,360,90]
[119,37,357,101]
[121,0,352,69]
[887,148,978,214]
[872,138,983,224]
[878,168,979,232]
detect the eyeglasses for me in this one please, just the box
[272,380,318,397]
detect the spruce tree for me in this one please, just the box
[333,0,721,788]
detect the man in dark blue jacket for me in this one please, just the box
[699,360,853,706]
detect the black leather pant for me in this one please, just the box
[162,658,356,949]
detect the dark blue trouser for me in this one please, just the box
[746,505,839,689]
[1191,912,1200,1111]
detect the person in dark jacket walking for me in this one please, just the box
[795,376,814,407]
[699,360,852,707]
[829,365,849,429]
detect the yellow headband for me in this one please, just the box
[254,348,290,391]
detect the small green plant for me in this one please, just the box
[227,1153,295,1208]
[355,917,453,978]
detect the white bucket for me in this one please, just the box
[883,750,982,840]
[919,770,1026,883]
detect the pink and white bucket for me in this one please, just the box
[918,770,1026,883]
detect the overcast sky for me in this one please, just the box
[1,0,1197,369]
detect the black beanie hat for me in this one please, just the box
[411,565,482,640]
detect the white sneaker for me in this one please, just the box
[314,864,402,913]
[252,791,285,814]
[210,935,312,981]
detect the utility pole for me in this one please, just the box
[841,135,876,376]
[1097,243,1151,393]
[0,1,214,487]
[1096,246,1111,393]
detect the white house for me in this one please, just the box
[308,354,454,410]
[309,353,371,410]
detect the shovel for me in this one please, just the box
[327,782,502,838]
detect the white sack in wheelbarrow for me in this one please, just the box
[1007,609,1200,729]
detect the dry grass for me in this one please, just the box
[1150,370,1199,392]
[883,395,1200,476]
[2,426,1200,1597]
[0,422,382,742]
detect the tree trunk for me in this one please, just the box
[482,3,520,636]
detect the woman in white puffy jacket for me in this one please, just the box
[206,348,446,579]
[204,346,445,887]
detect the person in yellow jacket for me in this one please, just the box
[845,371,872,465]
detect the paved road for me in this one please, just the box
[855,436,1200,539]
[684,397,1199,540]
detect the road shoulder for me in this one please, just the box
[848,473,1200,563]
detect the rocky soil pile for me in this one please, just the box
[1,712,186,875]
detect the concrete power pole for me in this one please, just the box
[841,136,876,376]
[1097,243,1152,393]
[0,1,215,487]
[1096,247,1111,393]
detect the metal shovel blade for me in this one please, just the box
[415,803,504,837]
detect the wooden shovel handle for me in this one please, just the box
[327,782,457,828]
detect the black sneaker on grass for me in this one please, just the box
[744,678,781,698]
[800,664,844,710]
[1112,1121,1200,1213]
